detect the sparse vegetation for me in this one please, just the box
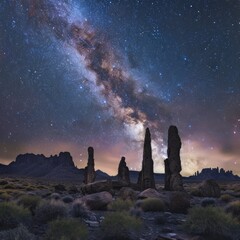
[35,200,67,223]
[221,194,233,203]
[101,212,142,240]
[225,201,240,221]
[108,199,134,212]
[0,224,36,240]
[71,199,89,218]
[138,198,166,212]
[46,218,88,240]
[0,202,31,230]
[18,195,41,215]
[0,192,11,201]
[184,206,240,239]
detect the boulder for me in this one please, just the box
[81,180,112,194]
[199,179,221,198]
[138,188,163,199]
[168,191,190,214]
[82,191,112,210]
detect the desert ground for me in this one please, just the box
[0,178,239,240]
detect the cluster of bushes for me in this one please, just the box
[184,206,240,239]
[101,211,142,240]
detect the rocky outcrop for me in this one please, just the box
[164,126,184,191]
[138,128,155,190]
[1,152,78,179]
[138,188,163,199]
[199,179,221,198]
[81,180,113,194]
[82,191,113,210]
[191,167,240,181]
[83,147,96,184]
[117,157,130,183]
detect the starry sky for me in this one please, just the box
[0,0,239,176]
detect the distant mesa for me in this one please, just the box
[190,167,239,181]
[0,151,108,181]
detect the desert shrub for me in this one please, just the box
[68,185,79,194]
[0,224,36,240]
[4,184,16,189]
[0,180,8,185]
[201,198,216,207]
[139,198,166,212]
[169,192,190,213]
[54,184,66,192]
[221,194,233,203]
[101,212,142,240]
[0,202,31,230]
[46,218,88,240]
[0,192,11,201]
[35,200,67,223]
[225,201,240,221]
[190,188,202,197]
[108,199,133,212]
[50,193,60,200]
[62,195,74,203]
[118,187,137,201]
[18,195,41,215]
[184,206,240,239]
[71,199,89,218]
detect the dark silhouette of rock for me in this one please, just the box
[83,147,96,184]
[82,191,113,210]
[117,156,130,184]
[199,179,221,198]
[138,128,155,190]
[164,159,171,190]
[190,167,240,180]
[81,180,113,194]
[164,126,184,191]
[138,188,163,199]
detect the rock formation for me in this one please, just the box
[117,156,130,183]
[138,128,155,190]
[83,147,96,184]
[164,126,184,191]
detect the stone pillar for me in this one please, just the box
[165,126,184,191]
[117,156,130,184]
[138,128,155,190]
[83,147,96,184]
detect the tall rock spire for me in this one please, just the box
[83,146,96,184]
[164,126,184,191]
[138,128,155,190]
[117,156,130,184]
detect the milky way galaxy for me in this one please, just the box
[0,0,239,175]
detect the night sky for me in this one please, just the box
[0,0,239,176]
